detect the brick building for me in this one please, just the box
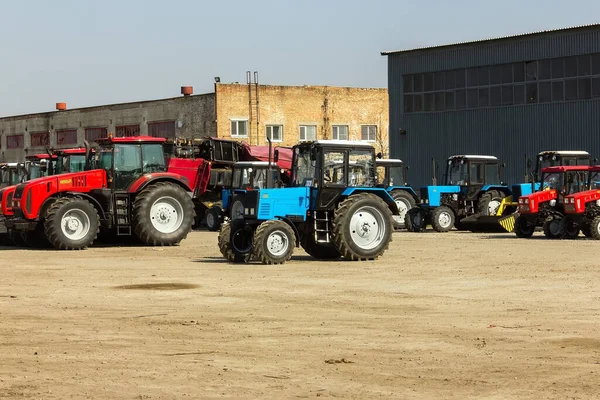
[0,83,388,162]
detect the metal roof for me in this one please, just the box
[381,23,600,56]
[376,159,404,165]
[312,140,374,148]
[449,155,498,160]
[538,150,590,156]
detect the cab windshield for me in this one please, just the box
[98,147,113,171]
[28,163,43,179]
[447,160,468,185]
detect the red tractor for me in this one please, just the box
[560,171,600,239]
[513,165,600,238]
[4,136,195,250]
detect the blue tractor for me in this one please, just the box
[205,160,288,231]
[217,140,398,264]
[406,155,511,232]
[375,158,419,229]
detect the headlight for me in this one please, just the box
[452,194,458,201]
[425,199,429,204]
[549,199,556,207]
[524,198,529,204]
[518,198,523,204]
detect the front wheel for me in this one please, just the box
[431,206,455,232]
[253,220,296,264]
[514,215,535,238]
[390,190,416,230]
[590,216,600,240]
[559,216,580,239]
[542,215,562,239]
[44,197,100,250]
[405,207,425,232]
[332,193,393,261]
[205,206,222,231]
[132,182,195,246]
[218,223,251,263]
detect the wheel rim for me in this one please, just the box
[231,201,244,220]
[266,230,289,256]
[596,221,600,236]
[150,196,184,234]
[487,199,501,215]
[438,211,452,229]
[393,199,409,224]
[349,206,386,250]
[61,208,91,241]
[206,212,215,228]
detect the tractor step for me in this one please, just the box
[313,211,332,243]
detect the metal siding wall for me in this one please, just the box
[388,28,600,188]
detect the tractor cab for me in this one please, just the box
[534,151,591,180]
[375,159,419,230]
[219,139,397,264]
[444,155,502,188]
[0,163,27,188]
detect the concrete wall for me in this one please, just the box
[215,83,389,154]
[0,94,216,162]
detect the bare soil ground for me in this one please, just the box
[1,230,600,399]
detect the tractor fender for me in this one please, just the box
[128,174,192,194]
[341,187,399,215]
[386,186,419,201]
[481,185,512,197]
[38,192,107,221]
[275,216,301,247]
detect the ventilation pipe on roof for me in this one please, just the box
[181,86,193,96]
[56,102,67,111]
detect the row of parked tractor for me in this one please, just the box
[1,134,598,266]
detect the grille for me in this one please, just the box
[71,176,87,187]
[259,202,271,216]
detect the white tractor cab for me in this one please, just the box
[0,163,27,189]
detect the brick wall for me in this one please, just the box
[215,83,389,155]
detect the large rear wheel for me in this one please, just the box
[590,216,600,240]
[253,220,296,264]
[332,194,392,261]
[44,197,99,250]
[478,190,505,216]
[132,182,195,246]
[431,206,455,232]
[390,190,416,230]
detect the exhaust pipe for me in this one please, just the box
[83,140,91,171]
[266,136,273,189]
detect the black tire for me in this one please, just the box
[405,207,425,232]
[230,195,245,221]
[431,206,455,232]
[132,182,195,246]
[21,225,52,248]
[390,190,416,230]
[332,193,393,261]
[590,216,600,240]
[300,222,341,260]
[514,215,535,238]
[205,206,222,232]
[542,215,562,239]
[582,223,593,238]
[478,190,505,216]
[218,223,251,263]
[253,220,296,264]
[44,197,100,250]
[559,216,580,239]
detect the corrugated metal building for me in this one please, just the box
[383,24,600,187]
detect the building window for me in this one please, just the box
[402,51,600,114]
[56,129,78,145]
[361,125,377,142]
[230,119,248,137]
[299,125,316,141]
[332,125,349,140]
[85,127,107,142]
[30,131,50,147]
[266,125,283,142]
[116,125,140,137]
[148,121,175,138]
[7,134,24,149]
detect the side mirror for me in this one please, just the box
[310,148,316,161]
[526,158,532,169]
[274,149,279,163]
[376,152,383,159]
[593,158,598,165]
[40,162,47,172]
[501,163,507,168]
[406,165,410,170]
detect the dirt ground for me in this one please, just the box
[1,230,600,399]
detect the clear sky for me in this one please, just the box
[0,0,598,116]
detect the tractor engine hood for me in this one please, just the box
[564,189,600,214]
[13,169,107,219]
[517,189,557,214]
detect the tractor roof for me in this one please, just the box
[300,140,374,149]
[58,147,88,155]
[541,165,600,173]
[376,158,404,165]
[538,150,590,156]
[234,161,277,168]
[97,136,166,144]
[449,155,498,161]
[27,154,56,160]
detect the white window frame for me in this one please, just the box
[266,125,283,142]
[230,119,249,138]
[299,125,317,141]
[332,125,349,140]
[361,125,377,142]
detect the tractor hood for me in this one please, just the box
[564,189,600,214]
[517,189,557,214]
